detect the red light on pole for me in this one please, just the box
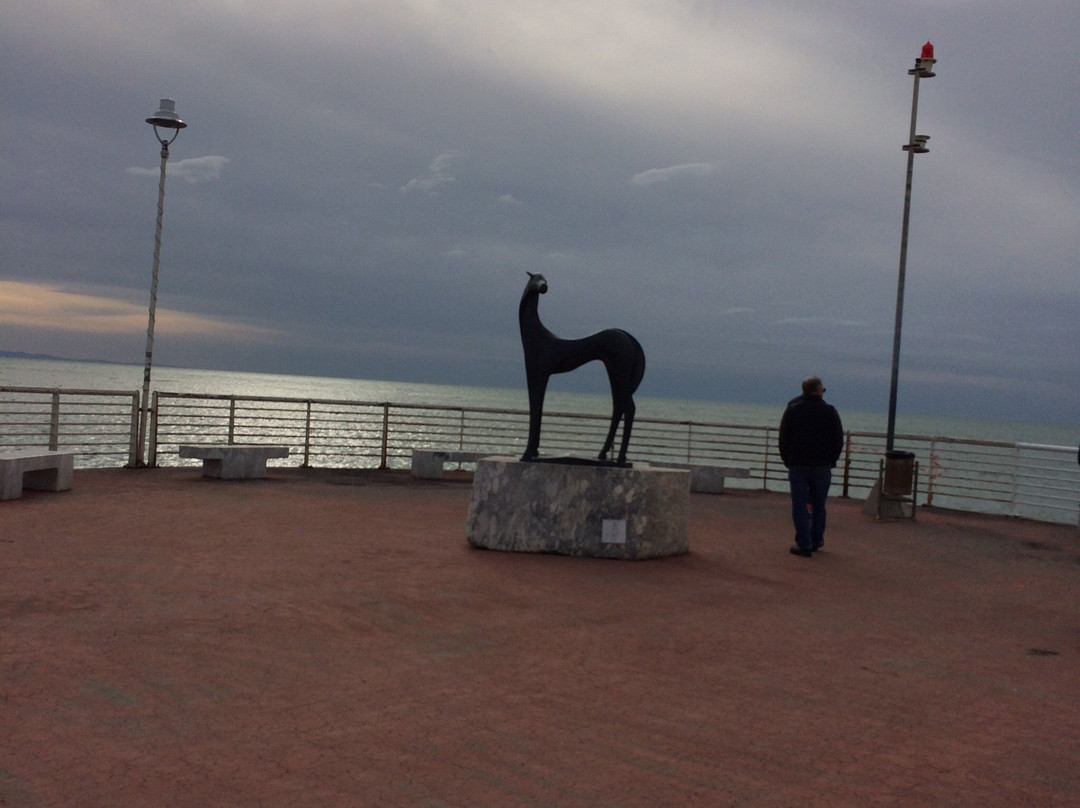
[921,41,934,59]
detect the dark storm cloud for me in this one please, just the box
[2,1,1077,422]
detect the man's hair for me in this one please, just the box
[802,376,824,396]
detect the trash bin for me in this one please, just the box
[882,450,916,496]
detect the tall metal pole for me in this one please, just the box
[886,76,922,452]
[137,99,186,467]
[885,45,935,453]
[137,143,170,466]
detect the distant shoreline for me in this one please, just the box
[0,351,120,365]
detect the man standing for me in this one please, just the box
[779,376,845,558]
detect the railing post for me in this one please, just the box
[842,432,852,498]
[303,401,312,467]
[380,403,390,469]
[148,391,160,468]
[228,397,237,444]
[1010,443,1021,518]
[925,438,937,507]
[126,393,140,467]
[49,391,61,450]
[762,426,772,491]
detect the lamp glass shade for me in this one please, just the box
[146,98,187,129]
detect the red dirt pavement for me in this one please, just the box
[2,467,1079,807]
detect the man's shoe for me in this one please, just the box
[811,543,824,551]
[789,545,813,558]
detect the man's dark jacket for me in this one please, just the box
[778,395,844,468]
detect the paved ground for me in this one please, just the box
[2,466,1078,807]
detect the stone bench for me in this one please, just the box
[645,462,751,494]
[410,449,489,479]
[178,444,289,480]
[0,449,75,501]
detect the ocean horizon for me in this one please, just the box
[0,355,1075,449]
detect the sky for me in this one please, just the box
[2,0,1078,424]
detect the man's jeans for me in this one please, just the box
[788,466,832,550]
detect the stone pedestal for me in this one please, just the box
[465,457,690,559]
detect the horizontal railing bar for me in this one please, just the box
[0,385,139,397]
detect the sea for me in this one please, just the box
[1,356,1075,448]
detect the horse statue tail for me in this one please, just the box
[627,332,646,393]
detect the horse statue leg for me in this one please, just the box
[616,397,636,465]
[521,374,547,461]
[598,401,622,463]
[598,392,635,465]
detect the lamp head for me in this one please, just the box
[146,99,187,130]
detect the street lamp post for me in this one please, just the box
[886,42,936,453]
[137,99,187,467]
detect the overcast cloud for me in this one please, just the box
[2,0,1077,423]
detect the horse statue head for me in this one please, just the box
[525,271,548,295]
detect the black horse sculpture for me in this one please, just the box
[519,272,646,465]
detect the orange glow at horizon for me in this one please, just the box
[0,281,276,341]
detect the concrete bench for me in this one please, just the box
[0,449,75,500]
[179,444,289,480]
[411,449,489,479]
[646,462,751,494]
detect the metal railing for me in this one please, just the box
[149,392,780,476]
[1,385,1076,525]
[1012,443,1079,523]
[0,386,140,467]
[844,432,1080,522]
